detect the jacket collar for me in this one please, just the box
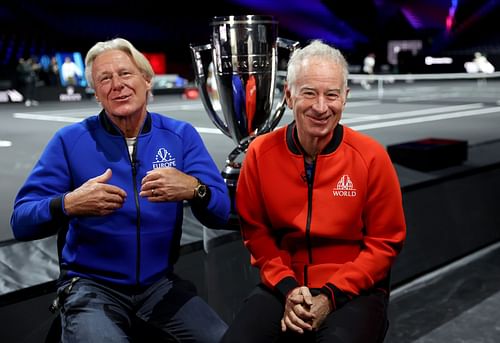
[285,121,344,156]
[98,110,152,136]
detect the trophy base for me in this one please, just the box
[220,162,241,230]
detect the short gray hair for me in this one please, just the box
[286,39,349,92]
[84,37,154,89]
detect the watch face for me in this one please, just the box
[196,184,207,198]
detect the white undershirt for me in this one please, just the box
[126,137,136,159]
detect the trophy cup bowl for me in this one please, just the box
[190,15,299,226]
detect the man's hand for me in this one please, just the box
[140,167,198,202]
[64,168,127,216]
[281,286,314,334]
[309,293,332,330]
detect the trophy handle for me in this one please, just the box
[189,43,232,138]
[262,38,301,134]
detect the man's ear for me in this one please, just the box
[344,88,350,106]
[145,77,153,91]
[284,83,292,109]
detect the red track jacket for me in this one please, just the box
[236,123,406,309]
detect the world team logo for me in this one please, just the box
[152,147,176,169]
[332,174,357,197]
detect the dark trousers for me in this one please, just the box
[22,80,36,101]
[59,276,227,343]
[222,284,389,343]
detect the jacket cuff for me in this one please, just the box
[321,283,352,311]
[50,195,68,220]
[275,276,300,301]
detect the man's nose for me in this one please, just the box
[312,96,328,112]
[111,75,124,89]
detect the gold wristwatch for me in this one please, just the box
[194,180,208,200]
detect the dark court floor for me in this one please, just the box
[386,241,500,342]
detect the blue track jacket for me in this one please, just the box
[11,111,230,287]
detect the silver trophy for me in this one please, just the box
[190,15,298,221]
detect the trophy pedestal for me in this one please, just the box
[220,163,241,230]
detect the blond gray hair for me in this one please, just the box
[84,37,154,89]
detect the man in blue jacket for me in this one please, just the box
[11,37,230,342]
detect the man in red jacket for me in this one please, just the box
[222,39,406,342]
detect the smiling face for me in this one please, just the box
[285,56,349,149]
[92,49,152,129]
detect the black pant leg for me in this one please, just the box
[221,285,284,343]
[316,289,389,343]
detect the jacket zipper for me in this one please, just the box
[129,138,141,286]
[304,159,316,286]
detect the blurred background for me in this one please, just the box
[1,0,500,86]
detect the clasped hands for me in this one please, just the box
[281,286,332,334]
